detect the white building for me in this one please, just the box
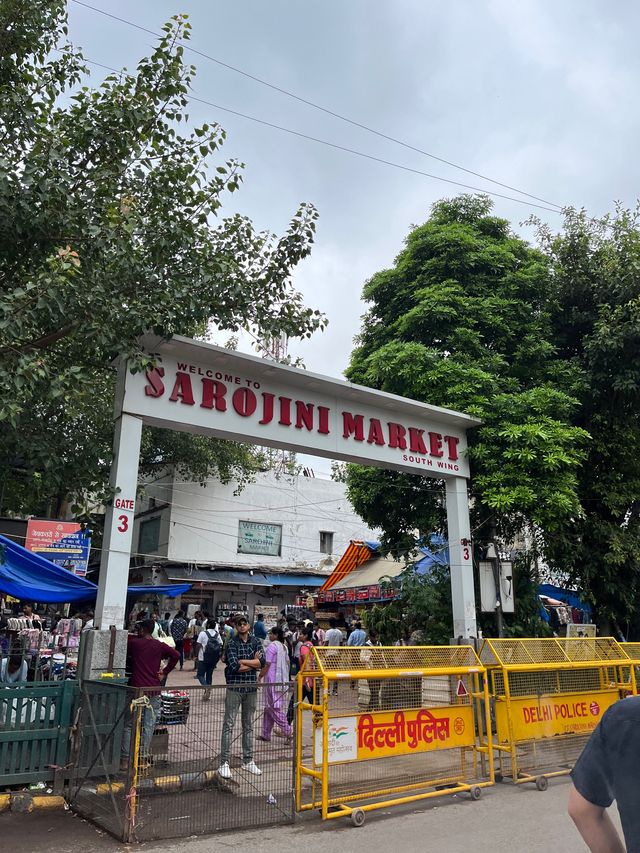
[130,469,378,621]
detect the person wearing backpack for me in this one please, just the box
[196,620,222,700]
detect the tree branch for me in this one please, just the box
[1,323,77,355]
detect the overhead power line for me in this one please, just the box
[70,0,565,211]
[76,56,561,214]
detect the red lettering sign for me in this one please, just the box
[114,498,135,510]
[343,412,365,441]
[200,378,227,411]
[143,367,467,466]
[358,709,450,753]
[144,367,165,398]
[169,372,195,406]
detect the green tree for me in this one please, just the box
[535,206,640,633]
[346,195,587,634]
[0,1,324,517]
[364,565,453,646]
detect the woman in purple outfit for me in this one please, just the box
[259,626,292,742]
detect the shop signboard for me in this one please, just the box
[237,520,282,556]
[252,604,280,626]
[25,519,91,577]
[125,338,474,479]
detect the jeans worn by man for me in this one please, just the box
[122,694,162,757]
[218,617,265,779]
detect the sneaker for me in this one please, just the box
[218,762,232,779]
[242,760,262,776]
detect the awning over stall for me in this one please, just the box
[0,534,190,603]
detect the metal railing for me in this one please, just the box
[479,637,636,788]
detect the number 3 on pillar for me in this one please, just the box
[117,515,129,533]
[462,546,470,561]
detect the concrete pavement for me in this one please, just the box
[0,776,608,852]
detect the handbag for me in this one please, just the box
[157,627,176,649]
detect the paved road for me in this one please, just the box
[0,777,611,852]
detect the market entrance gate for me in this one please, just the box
[94,334,481,638]
[80,334,481,839]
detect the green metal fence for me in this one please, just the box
[0,681,78,787]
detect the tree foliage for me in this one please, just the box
[347,195,640,634]
[535,207,640,631]
[346,196,587,549]
[0,1,324,516]
[363,565,453,646]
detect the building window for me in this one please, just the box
[139,517,161,556]
[319,531,334,555]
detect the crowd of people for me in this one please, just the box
[121,607,383,778]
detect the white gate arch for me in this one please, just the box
[95,335,481,637]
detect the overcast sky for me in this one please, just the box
[66,0,640,474]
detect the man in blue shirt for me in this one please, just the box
[347,621,366,646]
[218,615,265,779]
[253,613,267,644]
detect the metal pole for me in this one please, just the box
[488,518,504,638]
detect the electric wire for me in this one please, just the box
[70,0,564,210]
[76,56,560,213]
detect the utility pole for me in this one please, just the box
[487,518,504,638]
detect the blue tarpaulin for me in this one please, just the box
[127,584,191,598]
[538,583,592,623]
[0,534,190,603]
[415,533,449,575]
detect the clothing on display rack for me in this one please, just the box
[53,617,82,649]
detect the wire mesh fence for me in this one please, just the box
[68,680,295,842]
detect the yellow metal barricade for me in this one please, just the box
[621,642,640,668]
[295,645,494,826]
[479,637,636,789]
[621,643,640,690]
